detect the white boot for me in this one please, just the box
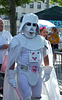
[8,70,17,87]
[24,95,31,100]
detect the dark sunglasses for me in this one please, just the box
[54,29,57,32]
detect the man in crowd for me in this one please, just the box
[0,18,12,95]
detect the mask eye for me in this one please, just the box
[33,23,37,27]
[27,23,31,26]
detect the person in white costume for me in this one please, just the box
[3,13,61,100]
[0,18,12,94]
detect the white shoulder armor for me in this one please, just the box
[9,34,48,50]
[9,35,20,49]
[16,34,48,50]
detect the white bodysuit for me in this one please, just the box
[3,34,61,100]
[9,34,48,99]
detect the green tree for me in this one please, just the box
[0,0,45,36]
[50,0,62,6]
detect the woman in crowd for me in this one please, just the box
[40,26,53,66]
[48,27,60,60]
[40,27,48,40]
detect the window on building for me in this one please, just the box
[29,1,34,8]
[45,3,47,9]
[22,4,26,8]
[22,13,26,16]
[20,13,26,22]
[37,2,41,9]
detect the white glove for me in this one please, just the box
[43,66,52,82]
[8,70,17,87]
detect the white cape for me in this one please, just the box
[3,35,61,100]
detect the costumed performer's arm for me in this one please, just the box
[7,35,23,99]
[7,36,21,88]
[43,44,52,81]
[8,62,17,87]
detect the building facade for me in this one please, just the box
[16,1,58,20]
[0,0,58,20]
[16,1,44,19]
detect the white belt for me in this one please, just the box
[20,64,42,73]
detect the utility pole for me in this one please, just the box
[46,0,49,9]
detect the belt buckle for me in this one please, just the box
[25,66,29,71]
[31,66,38,73]
[21,65,29,71]
[21,65,24,69]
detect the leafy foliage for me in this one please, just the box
[0,0,45,15]
[50,0,62,6]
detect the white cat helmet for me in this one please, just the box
[18,13,40,35]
